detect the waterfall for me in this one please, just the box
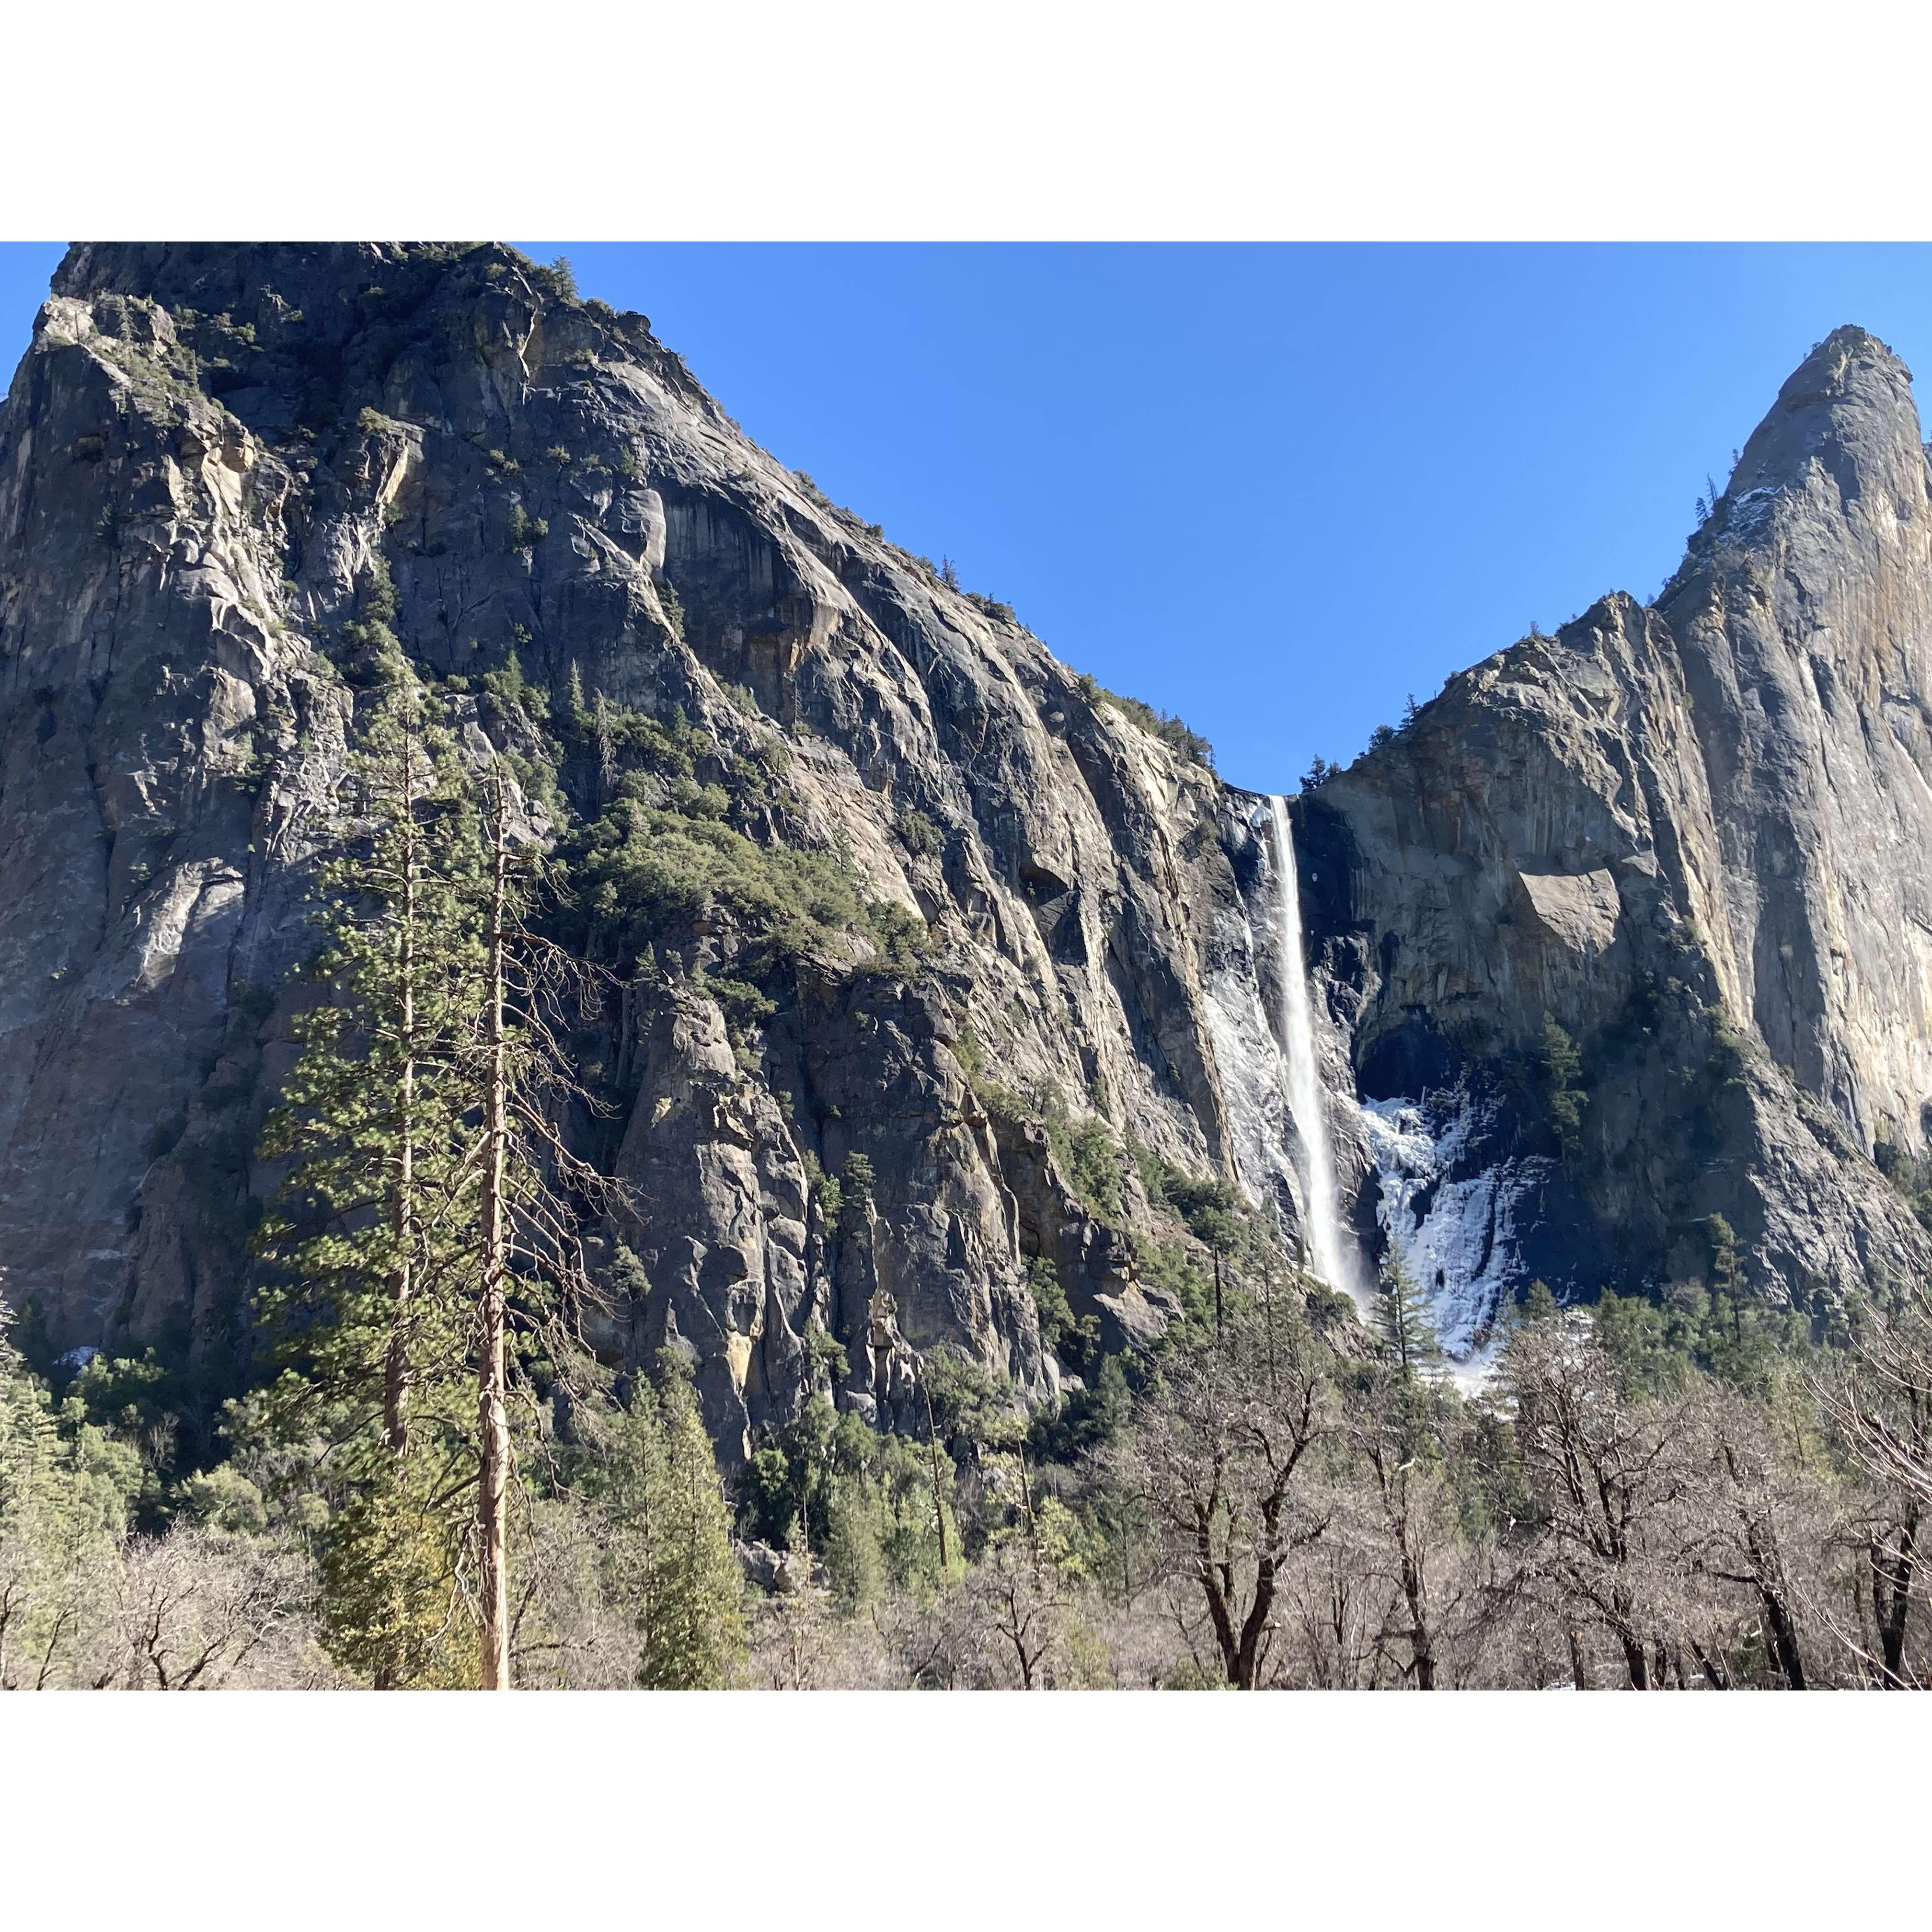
[1267,795,1357,1300]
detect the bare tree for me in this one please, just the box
[1686,1381,1831,1689]
[1815,1279,1932,1687]
[1344,1375,1472,1689]
[1503,1322,1711,1689]
[91,1528,335,1690]
[1124,1312,1333,1688]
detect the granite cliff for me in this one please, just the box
[1301,325,1932,1347]
[0,242,1267,1456]
[0,248,1926,1446]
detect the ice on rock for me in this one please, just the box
[1360,1090,1553,1383]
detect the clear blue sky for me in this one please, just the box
[9,242,1932,793]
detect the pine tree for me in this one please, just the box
[0,1305,124,1688]
[1518,1277,1561,1326]
[314,1459,480,1689]
[475,768,517,1690]
[632,1359,746,1689]
[253,654,488,1685]
[254,651,485,1447]
[1540,1012,1585,1156]
[253,659,617,1689]
[1375,1249,1443,1382]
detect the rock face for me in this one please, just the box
[0,250,1927,1437]
[1309,325,1932,1335]
[0,243,1257,1456]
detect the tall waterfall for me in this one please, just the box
[1267,796,1355,1298]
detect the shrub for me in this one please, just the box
[479,652,549,721]
[1090,682,1216,770]
[1066,1118,1124,1223]
[1028,1255,1101,1375]
[1132,1143,1253,1256]
[894,810,943,857]
[658,581,685,643]
[558,788,925,980]
[506,505,548,549]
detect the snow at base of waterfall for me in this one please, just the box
[1358,1090,1555,1376]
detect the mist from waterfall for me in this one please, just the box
[1267,796,1358,1302]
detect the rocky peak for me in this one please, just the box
[1309,323,1932,1335]
[1727,323,1924,518]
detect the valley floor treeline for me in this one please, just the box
[7,1203,1932,1688]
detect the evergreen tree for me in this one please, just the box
[1518,1278,1562,1326]
[1539,1013,1585,1156]
[314,1460,480,1690]
[252,655,613,1688]
[1698,1214,1791,1393]
[0,1306,125,1688]
[252,653,489,1686]
[254,649,485,1452]
[632,1360,746,1689]
[1375,1250,1443,1381]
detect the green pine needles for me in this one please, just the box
[248,646,625,1687]
[1375,1249,1444,1382]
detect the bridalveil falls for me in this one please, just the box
[1266,796,1359,1302]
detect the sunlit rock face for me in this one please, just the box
[1300,326,1932,1324]
[0,243,1276,1452]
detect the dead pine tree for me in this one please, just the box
[476,770,514,1690]
[914,1359,951,1572]
[463,759,633,1691]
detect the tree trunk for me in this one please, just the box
[918,1367,950,1571]
[1403,1551,1436,1690]
[1874,1508,1920,1689]
[1760,1584,1807,1690]
[1565,1624,1591,1691]
[383,711,419,1458]
[1618,1622,1650,1690]
[477,781,512,1691]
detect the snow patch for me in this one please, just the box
[1717,483,1783,547]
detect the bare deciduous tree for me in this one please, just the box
[1125,1313,1333,1688]
[1503,1322,1712,1689]
[1815,1280,1932,1687]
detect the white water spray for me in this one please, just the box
[1267,796,1356,1299]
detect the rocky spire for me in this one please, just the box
[1726,323,1928,523]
